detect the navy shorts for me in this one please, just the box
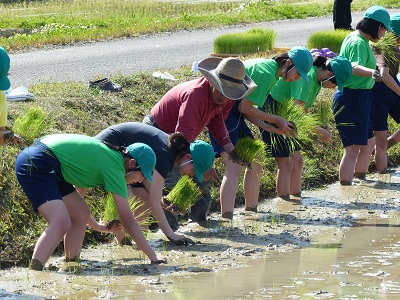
[370,80,400,131]
[260,95,300,157]
[333,88,374,148]
[15,141,76,211]
[209,101,254,156]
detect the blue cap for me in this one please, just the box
[364,6,392,32]
[190,140,215,183]
[330,56,352,92]
[126,143,156,182]
[288,46,313,82]
[0,47,10,91]
[390,14,400,36]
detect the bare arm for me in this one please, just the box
[239,98,293,134]
[143,171,186,241]
[113,192,165,263]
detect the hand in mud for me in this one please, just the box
[372,70,382,82]
[151,254,167,264]
[167,236,196,246]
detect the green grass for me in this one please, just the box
[307,30,351,54]
[214,28,276,54]
[1,0,399,52]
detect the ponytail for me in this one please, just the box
[168,132,190,159]
[100,140,131,158]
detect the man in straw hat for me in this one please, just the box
[144,57,291,222]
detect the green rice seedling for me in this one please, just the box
[371,31,399,68]
[307,30,350,53]
[265,98,320,155]
[214,28,276,54]
[102,192,152,229]
[164,175,202,213]
[12,106,51,144]
[312,98,332,129]
[230,137,266,168]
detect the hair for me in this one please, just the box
[313,56,328,69]
[272,52,295,76]
[168,132,191,160]
[356,18,383,40]
[101,140,132,158]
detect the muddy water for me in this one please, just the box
[1,172,400,299]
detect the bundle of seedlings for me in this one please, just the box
[371,31,399,68]
[213,28,276,55]
[12,106,51,145]
[266,98,320,155]
[101,192,152,230]
[312,98,331,130]
[164,175,203,213]
[230,136,266,168]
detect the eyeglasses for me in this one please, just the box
[178,159,193,168]
[321,75,335,83]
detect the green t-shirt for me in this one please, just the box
[339,32,376,89]
[270,66,321,109]
[244,58,279,108]
[41,134,128,198]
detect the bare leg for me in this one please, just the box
[290,151,303,196]
[219,152,243,216]
[354,137,375,175]
[63,191,91,261]
[243,161,262,210]
[374,130,388,173]
[275,156,292,199]
[32,200,72,268]
[339,145,360,182]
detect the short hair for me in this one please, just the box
[356,18,383,40]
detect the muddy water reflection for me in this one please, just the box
[160,216,399,299]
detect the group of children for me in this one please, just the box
[2,5,400,271]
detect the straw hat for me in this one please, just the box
[197,57,257,100]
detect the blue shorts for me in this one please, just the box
[209,101,254,156]
[15,141,76,211]
[370,80,400,131]
[333,88,374,148]
[260,95,300,157]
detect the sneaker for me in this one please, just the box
[89,78,122,92]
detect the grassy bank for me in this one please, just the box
[1,0,399,52]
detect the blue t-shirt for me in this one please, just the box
[96,122,175,178]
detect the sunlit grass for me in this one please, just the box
[307,30,351,54]
[214,28,276,54]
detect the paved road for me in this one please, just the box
[8,9,400,87]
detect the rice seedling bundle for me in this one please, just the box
[266,98,320,154]
[102,193,121,230]
[306,30,350,54]
[371,31,398,70]
[312,98,331,129]
[12,106,50,144]
[214,28,276,54]
[231,137,265,167]
[165,175,203,213]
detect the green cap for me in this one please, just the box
[364,6,392,32]
[126,143,156,182]
[288,46,313,82]
[330,56,352,93]
[190,140,215,183]
[390,14,400,36]
[0,47,10,91]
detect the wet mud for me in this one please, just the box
[1,171,400,299]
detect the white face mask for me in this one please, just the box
[178,159,193,168]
